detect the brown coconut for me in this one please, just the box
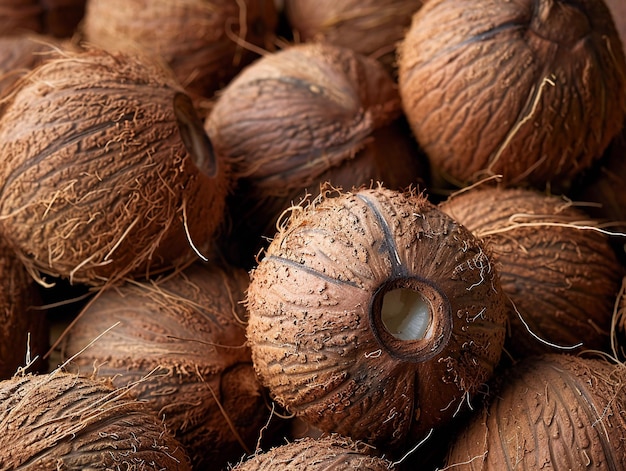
[0,0,85,38]
[284,0,424,74]
[605,0,626,48]
[0,234,48,379]
[446,354,626,470]
[205,42,426,267]
[440,186,624,358]
[230,435,396,470]
[81,0,278,99]
[398,0,626,189]
[61,261,271,470]
[0,1,42,36]
[245,186,508,451]
[0,48,230,285]
[0,371,191,469]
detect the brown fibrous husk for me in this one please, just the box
[0,371,192,469]
[229,434,395,470]
[284,0,424,74]
[440,186,624,358]
[246,186,507,451]
[398,0,626,189]
[0,47,230,285]
[446,354,626,470]
[206,42,427,267]
[61,261,272,470]
[81,0,278,98]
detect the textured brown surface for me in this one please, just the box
[0,372,192,470]
[0,1,42,36]
[440,186,624,358]
[82,0,278,98]
[0,48,230,285]
[61,261,269,470]
[398,0,626,188]
[446,354,626,470]
[246,187,507,450]
[231,435,395,470]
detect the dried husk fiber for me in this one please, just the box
[61,261,269,470]
[284,0,424,73]
[398,0,626,189]
[0,234,48,379]
[0,48,230,285]
[0,371,192,470]
[81,0,278,98]
[440,186,624,358]
[230,435,395,470]
[0,0,85,38]
[446,354,626,470]
[246,186,507,450]
[206,42,425,267]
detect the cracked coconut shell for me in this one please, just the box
[446,354,626,470]
[0,48,230,285]
[230,435,396,470]
[440,186,624,358]
[81,0,278,99]
[245,186,508,451]
[0,372,191,470]
[61,261,270,470]
[206,42,426,267]
[398,0,626,189]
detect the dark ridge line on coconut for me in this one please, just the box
[355,192,405,278]
[266,255,360,288]
[557,362,619,471]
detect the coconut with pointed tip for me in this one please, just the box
[0,48,230,285]
[245,186,508,451]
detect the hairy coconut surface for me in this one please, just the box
[398,0,626,189]
[0,235,48,379]
[284,0,423,73]
[246,186,507,451]
[0,371,191,469]
[0,48,230,285]
[440,186,624,358]
[230,435,395,470]
[81,0,278,98]
[446,354,626,470]
[206,42,426,267]
[61,261,270,470]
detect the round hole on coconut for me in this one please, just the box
[173,92,217,177]
[381,288,431,341]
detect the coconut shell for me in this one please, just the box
[206,42,426,267]
[440,186,624,358]
[0,235,48,379]
[81,0,278,99]
[446,354,626,470]
[398,0,626,189]
[61,261,271,470]
[0,48,230,285]
[284,0,423,74]
[230,435,395,470]
[0,371,192,469]
[246,186,508,451]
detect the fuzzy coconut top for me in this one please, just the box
[0,48,230,285]
[246,186,507,450]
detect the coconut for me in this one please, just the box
[81,0,278,99]
[0,1,85,38]
[0,371,191,469]
[61,261,272,470]
[440,186,624,358]
[605,0,626,48]
[397,0,626,189]
[245,186,508,451]
[284,0,424,74]
[230,435,395,470]
[0,1,42,36]
[446,354,626,470]
[0,48,230,285]
[0,234,48,379]
[206,42,426,267]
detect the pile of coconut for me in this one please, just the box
[1,1,626,470]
